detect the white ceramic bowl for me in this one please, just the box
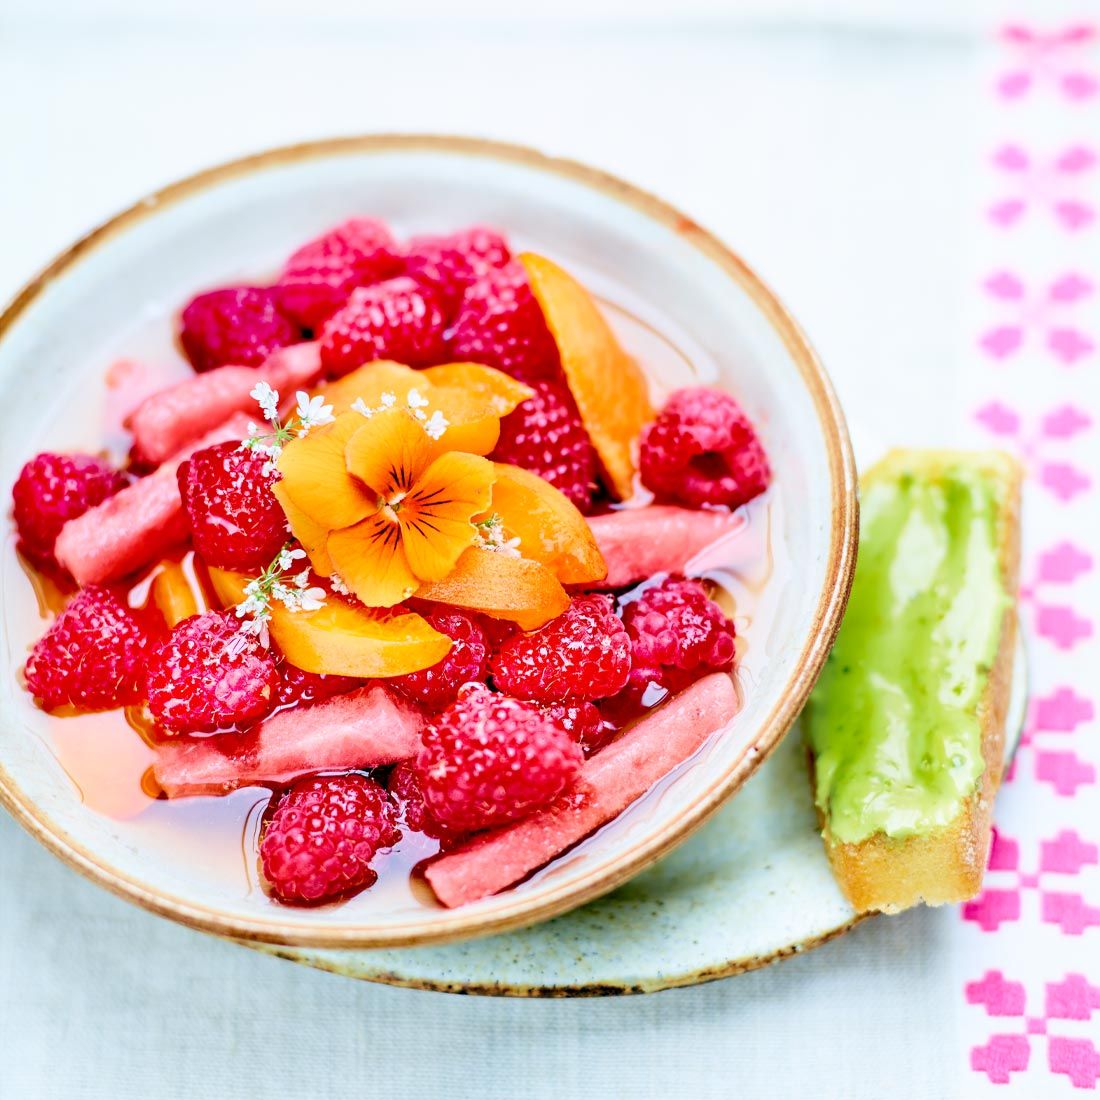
[0,136,856,948]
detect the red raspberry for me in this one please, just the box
[389,609,489,711]
[639,387,771,509]
[273,660,361,709]
[319,277,447,375]
[260,773,399,904]
[541,701,615,757]
[490,381,598,512]
[24,586,156,711]
[387,759,469,849]
[621,575,737,693]
[490,595,631,703]
[146,610,279,734]
[404,226,511,314]
[12,452,127,567]
[449,261,561,384]
[178,442,288,571]
[278,218,403,330]
[415,684,583,832]
[179,286,299,373]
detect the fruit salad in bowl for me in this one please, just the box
[0,137,855,945]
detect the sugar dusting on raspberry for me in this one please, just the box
[490,380,599,513]
[621,575,737,693]
[260,773,400,904]
[178,442,289,572]
[449,260,561,383]
[389,609,489,711]
[639,386,770,509]
[12,452,128,568]
[404,226,511,314]
[146,610,279,735]
[415,683,583,832]
[491,595,631,703]
[24,586,157,711]
[319,276,447,375]
[278,218,403,330]
[179,286,299,373]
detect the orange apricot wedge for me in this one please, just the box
[316,360,531,457]
[486,463,607,586]
[520,252,654,500]
[416,548,569,631]
[208,567,451,678]
[151,560,200,627]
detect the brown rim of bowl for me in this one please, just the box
[245,912,873,998]
[0,133,858,950]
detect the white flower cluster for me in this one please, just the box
[475,514,521,557]
[351,388,450,441]
[228,546,328,655]
[241,382,335,475]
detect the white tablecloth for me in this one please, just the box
[2,4,1094,1096]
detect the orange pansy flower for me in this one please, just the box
[278,406,495,608]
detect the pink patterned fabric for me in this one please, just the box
[963,17,1100,1090]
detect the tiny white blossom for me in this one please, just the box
[423,410,449,441]
[406,388,429,410]
[476,514,521,557]
[250,381,281,423]
[329,572,351,596]
[413,409,427,421]
[277,546,306,572]
[379,391,397,408]
[294,391,335,435]
[351,397,373,418]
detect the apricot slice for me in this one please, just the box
[416,548,569,631]
[520,253,654,500]
[486,463,607,586]
[151,560,200,627]
[209,567,451,678]
[316,360,530,456]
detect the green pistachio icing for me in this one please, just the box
[805,456,1010,844]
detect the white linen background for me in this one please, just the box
[0,2,1021,1096]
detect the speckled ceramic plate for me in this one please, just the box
[252,637,1027,996]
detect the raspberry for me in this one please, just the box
[639,387,771,509]
[449,261,561,384]
[178,442,288,571]
[490,381,598,512]
[404,226,511,314]
[273,660,360,710]
[621,575,737,693]
[541,701,614,757]
[146,610,278,734]
[389,609,489,711]
[24,586,156,711]
[278,218,403,330]
[179,286,299,373]
[12,452,127,567]
[415,684,583,832]
[260,773,399,904]
[319,277,447,375]
[490,595,631,703]
[387,759,468,849]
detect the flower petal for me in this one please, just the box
[327,512,421,608]
[417,547,570,631]
[276,412,375,529]
[400,451,495,582]
[317,361,423,415]
[345,407,434,499]
[272,482,333,576]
